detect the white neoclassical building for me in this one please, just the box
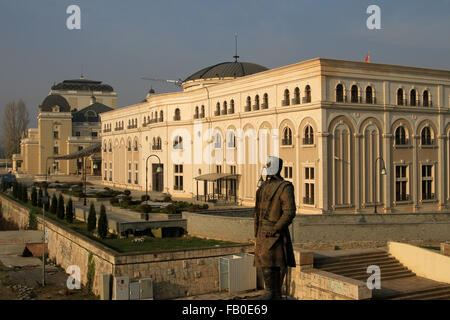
[101,57,450,214]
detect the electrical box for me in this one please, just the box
[113,276,129,300]
[139,278,154,300]
[219,253,256,293]
[129,281,140,300]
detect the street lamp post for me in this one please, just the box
[83,157,87,206]
[145,154,162,203]
[374,156,387,214]
[41,194,49,287]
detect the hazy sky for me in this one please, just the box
[0,0,449,128]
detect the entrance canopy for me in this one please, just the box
[195,173,240,203]
[194,173,240,181]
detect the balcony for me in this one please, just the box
[173,116,181,121]
[302,96,311,104]
[214,110,220,116]
[303,137,314,145]
[103,128,112,133]
[221,109,227,115]
[281,139,292,146]
[244,105,251,112]
[303,197,314,205]
[152,145,162,151]
[199,113,205,118]
[422,193,435,201]
[193,113,199,119]
[253,105,260,111]
[291,97,300,105]
[394,138,410,147]
[227,109,234,114]
[281,100,289,107]
[395,194,411,202]
[159,117,164,122]
[261,103,268,109]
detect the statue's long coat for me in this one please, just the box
[254,176,296,268]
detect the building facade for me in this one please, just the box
[101,58,450,214]
[13,77,117,176]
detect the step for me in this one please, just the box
[314,252,389,265]
[351,269,414,279]
[334,265,409,277]
[390,286,450,300]
[317,257,397,270]
[319,259,401,271]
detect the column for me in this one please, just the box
[412,135,419,211]
[354,133,362,213]
[318,132,330,213]
[438,135,446,209]
[383,133,393,213]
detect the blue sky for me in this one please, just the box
[0,0,449,128]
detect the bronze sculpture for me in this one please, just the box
[254,156,296,300]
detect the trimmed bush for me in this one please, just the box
[21,184,28,203]
[166,204,177,215]
[50,194,58,214]
[44,190,50,212]
[66,199,74,223]
[109,197,119,206]
[139,204,152,214]
[28,211,38,230]
[57,194,65,219]
[87,203,97,232]
[141,195,150,202]
[12,181,18,199]
[31,187,38,207]
[123,189,131,196]
[97,204,108,239]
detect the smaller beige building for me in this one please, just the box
[13,77,117,176]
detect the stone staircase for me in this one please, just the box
[314,250,415,282]
[314,249,450,300]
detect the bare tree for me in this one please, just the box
[2,100,29,159]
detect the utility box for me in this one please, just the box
[219,253,256,293]
[129,281,140,300]
[139,278,154,300]
[113,276,129,300]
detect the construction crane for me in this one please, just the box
[141,77,183,87]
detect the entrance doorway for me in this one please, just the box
[152,164,164,192]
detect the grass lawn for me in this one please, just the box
[1,192,238,254]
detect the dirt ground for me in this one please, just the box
[0,261,97,300]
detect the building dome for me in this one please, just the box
[39,94,71,112]
[184,61,268,82]
[51,78,114,92]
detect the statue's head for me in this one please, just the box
[265,156,283,177]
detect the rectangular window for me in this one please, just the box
[421,165,434,200]
[53,146,59,155]
[174,165,184,190]
[104,162,107,181]
[216,165,222,174]
[395,165,409,201]
[135,163,139,184]
[75,132,80,137]
[284,166,293,179]
[53,131,59,139]
[304,167,315,205]
[128,162,132,183]
[91,132,98,137]
[109,162,113,181]
[230,165,237,174]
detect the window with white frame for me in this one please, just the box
[304,167,315,205]
[284,166,293,180]
[421,165,434,200]
[174,164,183,190]
[395,165,409,201]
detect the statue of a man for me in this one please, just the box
[254,156,296,300]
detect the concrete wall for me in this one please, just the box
[183,211,450,245]
[388,241,450,284]
[0,194,253,299]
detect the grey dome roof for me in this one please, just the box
[72,102,114,122]
[51,78,114,92]
[39,94,71,112]
[184,61,268,82]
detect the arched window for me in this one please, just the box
[263,93,269,109]
[108,141,112,152]
[395,126,407,145]
[160,110,164,122]
[227,131,236,148]
[304,125,314,145]
[336,84,344,102]
[246,96,251,111]
[366,86,373,104]
[174,108,180,121]
[173,136,183,149]
[304,85,311,103]
[229,100,235,114]
[254,95,260,110]
[283,89,290,106]
[397,89,404,106]
[127,140,132,151]
[282,127,292,145]
[194,106,199,119]
[222,101,227,115]
[421,127,433,145]
[201,105,205,117]
[410,89,417,106]
[157,137,162,149]
[214,132,222,149]
[351,85,359,103]
[423,90,430,107]
[134,140,138,151]
[215,102,220,116]
[293,87,300,104]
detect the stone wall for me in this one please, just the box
[441,242,450,257]
[183,211,450,245]
[0,194,253,299]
